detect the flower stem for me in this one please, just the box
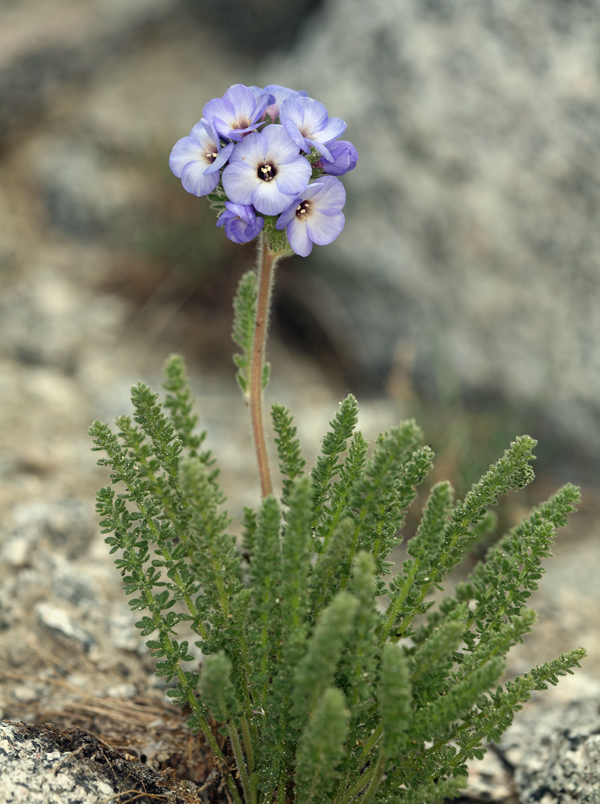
[250,236,282,497]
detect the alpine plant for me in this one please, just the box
[169,83,358,255]
[89,81,586,804]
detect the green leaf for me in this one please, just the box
[271,404,306,506]
[294,687,350,804]
[232,270,258,399]
[200,652,240,723]
[379,643,412,757]
[292,591,358,731]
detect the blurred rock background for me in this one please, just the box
[1,0,600,799]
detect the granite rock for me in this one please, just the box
[499,697,600,804]
[269,0,600,454]
[0,0,178,144]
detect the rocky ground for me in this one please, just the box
[0,2,599,801]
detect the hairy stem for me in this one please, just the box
[230,725,254,804]
[250,236,282,497]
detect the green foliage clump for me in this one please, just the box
[90,353,585,804]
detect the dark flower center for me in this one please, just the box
[205,149,219,163]
[295,200,311,219]
[257,163,277,182]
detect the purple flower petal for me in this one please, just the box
[217,201,264,243]
[282,98,328,132]
[272,156,312,195]
[222,201,254,224]
[180,159,220,196]
[262,125,302,164]
[287,219,313,257]
[251,181,297,216]
[202,98,235,131]
[204,141,234,175]
[277,177,346,256]
[319,141,359,176]
[203,84,271,141]
[307,139,334,162]
[223,84,260,122]
[169,136,204,178]
[305,210,345,245]
[229,130,268,164]
[311,176,346,214]
[262,85,309,121]
[320,116,347,143]
[222,161,257,205]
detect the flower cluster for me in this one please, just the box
[169,84,358,256]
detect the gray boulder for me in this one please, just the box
[269,0,600,455]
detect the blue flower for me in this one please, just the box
[315,140,359,176]
[280,97,347,162]
[169,119,234,196]
[222,125,312,216]
[276,177,346,257]
[216,202,264,244]
[203,84,270,142]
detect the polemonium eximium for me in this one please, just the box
[276,176,345,257]
[169,119,234,197]
[280,97,346,161]
[217,202,264,244]
[203,84,269,142]
[315,140,359,176]
[222,125,311,216]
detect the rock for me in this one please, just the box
[183,0,323,55]
[2,499,97,561]
[0,0,178,144]
[269,0,600,456]
[34,138,145,239]
[0,721,204,804]
[498,697,600,803]
[0,270,127,374]
[463,747,515,801]
[35,602,96,651]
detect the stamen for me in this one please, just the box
[257,163,276,182]
[295,200,311,219]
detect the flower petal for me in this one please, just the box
[273,156,312,195]
[287,219,313,256]
[222,162,258,205]
[169,136,207,178]
[305,209,345,246]
[308,139,333,162]
[311,177,346,215]
[319,116,347,143]
[180,160,220,196]
[281,120,306,151]
[223,84,258,122]
[190,119,216,147]
[216,209,234,227]
[202,97,235,128]
[321,141,359,176]
[281,97,328,137]
[223,201,254,224]
[204,141,234,175]
[276,198,300,230]
[263,125,302,164]
[263,85,307,121]
[229,131,267,165]
[251,181,296,216]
